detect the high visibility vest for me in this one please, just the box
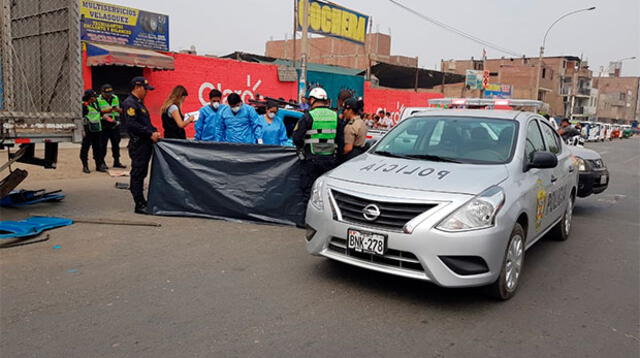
[85,103,102,132]
[97,95,120,121]
[305,107,338,156]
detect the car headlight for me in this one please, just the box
[436,186,505,232]
[310,178,324,211]
[574,156,588,171]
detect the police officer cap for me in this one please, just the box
[130,76,155,90]
[101,83,114,93]
[343,97,360,111]
[83,89,97,101]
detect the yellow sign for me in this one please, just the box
[80,0,139,26]
[297,0,369,45]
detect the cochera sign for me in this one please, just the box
[297,0,369,45]
[80,0,169,51]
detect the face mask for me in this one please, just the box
[267,112,276,119]
[211,102,220,109]
[231,106,241,113]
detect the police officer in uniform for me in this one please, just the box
[122,77,160,214]
[293,87,344,203]
[97,83,126,168]
[80,89,107,173]
[341,97,368,163]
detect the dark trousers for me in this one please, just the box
[128,139,153,205]
[300,156,336,204]
[80,131,104,166]
[101,126,122,163]
[340,146,365,164]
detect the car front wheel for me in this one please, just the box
[487,223,525,300]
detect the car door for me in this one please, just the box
[539,120,573,225]
[523,118,554,242]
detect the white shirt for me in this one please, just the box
[378,116,393,129]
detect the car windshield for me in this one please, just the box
[373,116,518,164]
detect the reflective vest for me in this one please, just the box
[84,102,102,132]
[305,107,338,156]
[97,95,120,121]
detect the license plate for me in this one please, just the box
[347,229,386,256]
[600,175,608,185]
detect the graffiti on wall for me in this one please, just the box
[198,75,263,105]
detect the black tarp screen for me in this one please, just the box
[148,140,306,226]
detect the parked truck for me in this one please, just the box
[0,0,82,197]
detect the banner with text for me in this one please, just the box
[483,84,513,98]
[80,0,169,51]
[297,0,369,45]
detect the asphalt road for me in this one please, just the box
[1,138,638,358]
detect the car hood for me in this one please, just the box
[567,145,601,160]
[327,153,509,195]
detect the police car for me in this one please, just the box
[305,103,578,300]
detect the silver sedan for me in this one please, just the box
[305,110,578,300]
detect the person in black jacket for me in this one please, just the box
[122,77,160,214]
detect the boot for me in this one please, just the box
[113,160,126,169]
[82,162,90,174]
[134,201,149,215]
[96,162,108,172]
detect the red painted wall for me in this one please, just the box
[144,54,297,136]
[81,51,445,136]
[363,82,443,125]
[82,45,92,91]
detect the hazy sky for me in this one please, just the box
[108,0,639,76]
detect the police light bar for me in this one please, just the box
[429,98,545,110]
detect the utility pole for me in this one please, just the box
[440,59,445,95]
[298,0,309,102]
[365,16,373,81]
[292,0,297,70]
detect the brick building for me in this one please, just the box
[593,76,640,124]
[442,56,594,119]
[265,33,417,70]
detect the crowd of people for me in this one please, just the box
[81,77,374,214]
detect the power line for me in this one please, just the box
[387,0,523,57]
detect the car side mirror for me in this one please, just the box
[528,151,558,170]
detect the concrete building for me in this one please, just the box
[593,76,640,124]
[442,56,594,119]
[265,33,417,71]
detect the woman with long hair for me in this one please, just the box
[160,85,193,139]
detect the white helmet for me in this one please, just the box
[308,87,328,101]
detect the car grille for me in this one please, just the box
[327,237,424,272]
[331,190,437,231]
[588,159,605,170]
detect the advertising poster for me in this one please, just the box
[484,84,513,98]
[80,0,169,51]
[297,0,369,45]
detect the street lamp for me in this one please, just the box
[534,6,596,100]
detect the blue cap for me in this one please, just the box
[130,76,154,90]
